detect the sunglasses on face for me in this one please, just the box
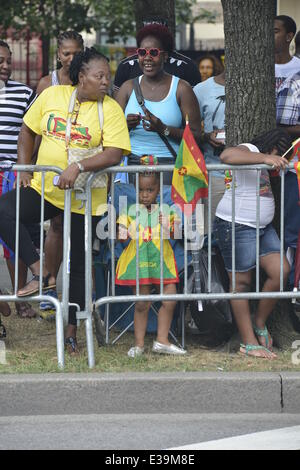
[136,48,164,58]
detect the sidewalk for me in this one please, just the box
[0,372,299,416]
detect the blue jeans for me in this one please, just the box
[214,217,280,272]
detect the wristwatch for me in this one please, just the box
[163,126,170,137]
[75,161,84,173]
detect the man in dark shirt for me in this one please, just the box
[113,18,201,95]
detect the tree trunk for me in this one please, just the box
[134,0,175,38]
[222,0,276,146]
[189,22,195,50]
[221,0,300,350]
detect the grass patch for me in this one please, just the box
[1,308,300,374]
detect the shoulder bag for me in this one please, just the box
[132,77,177,160]
[65,88,108,190]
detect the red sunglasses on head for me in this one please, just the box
[136,48,164,58]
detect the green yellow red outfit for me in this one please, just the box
[116,205,179,286]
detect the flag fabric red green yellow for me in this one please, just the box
[294,161,300,200]
[116,205,179,285]
[291,137,300,161]
[171,122,208,214]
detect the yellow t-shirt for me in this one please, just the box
[24,85,131,215]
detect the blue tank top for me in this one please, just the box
[125,75,182,158]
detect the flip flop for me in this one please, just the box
[239,343,275,359]
[17,274,56,298]
[254,325,272,350]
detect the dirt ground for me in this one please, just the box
[1,304,300,374]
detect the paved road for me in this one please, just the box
[0,373,299,450]
[1,413,300,450]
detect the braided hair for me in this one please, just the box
[250,128,293,156]
[57,30,84,50]
[69,47,109,86]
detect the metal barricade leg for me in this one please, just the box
[61,190,72,327]
[85,184,95,368]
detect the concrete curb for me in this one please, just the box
[0,372,299,416]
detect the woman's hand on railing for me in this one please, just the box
[263,154,289,170]
[57,163,80,190]
[14,171,33,188]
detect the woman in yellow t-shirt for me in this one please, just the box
[0,48,131,354]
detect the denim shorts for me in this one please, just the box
[213,217,280,272]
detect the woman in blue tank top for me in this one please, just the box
[116,23,202,177]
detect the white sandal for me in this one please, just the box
[127,346,144,358]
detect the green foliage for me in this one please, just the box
[0,0,216,43]
[176,0,216,26]
[0,0,94,38]
[91,0,135,43]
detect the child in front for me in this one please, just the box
[116,156,186,358]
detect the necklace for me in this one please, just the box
[144,79,162,92]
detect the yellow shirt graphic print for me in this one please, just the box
[23,85,131,215]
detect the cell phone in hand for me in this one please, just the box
[216,131,225,140]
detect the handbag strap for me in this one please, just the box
[65,88,104,149]
[132,77,177,159]
[212,95,225,125]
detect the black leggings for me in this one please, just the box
[0,187,98,325]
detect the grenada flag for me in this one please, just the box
[291,137,300,161]
[171,121,208,214]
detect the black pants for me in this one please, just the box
[0,187,98,325]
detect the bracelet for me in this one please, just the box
[75,161,84,173]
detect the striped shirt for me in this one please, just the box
[0,79,36,166]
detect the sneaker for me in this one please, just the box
[39,289,58,311]
[127,346,144,358]
[152,341,187,355]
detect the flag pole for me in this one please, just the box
[281,137,300,159]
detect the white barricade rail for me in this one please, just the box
[80,163,300,368]
[2,163,299,370]
[0,164,72,369]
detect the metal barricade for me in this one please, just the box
[0,164,72,369]
[3,163,298,370]
[78,163,300,368]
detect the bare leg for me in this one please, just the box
[228,271,275,358]
[17,259,56,297]
[44,215,63,279]
[254,253,290,348]
[6,257,27,289]
[156,283,177,345]
[132,285,151,348]
[6,258,36,318]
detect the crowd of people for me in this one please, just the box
[0,15,299,361]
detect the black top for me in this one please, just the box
[113,50,202,92]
